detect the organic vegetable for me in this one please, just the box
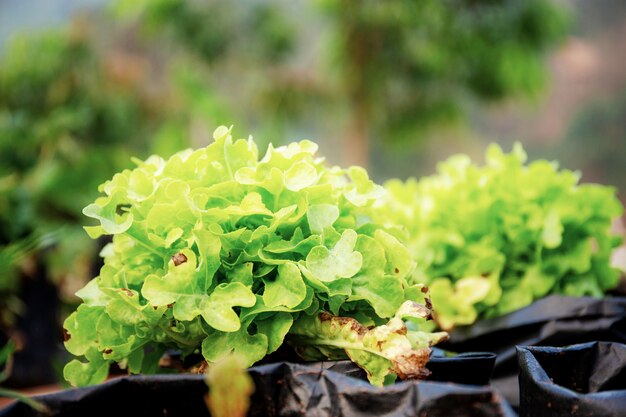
[63,126,446,387]
[377,143,624,330]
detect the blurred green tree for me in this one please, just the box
[0,18,227,321]
[544,90,626,203]
[120,0,570,167]
[320,0,570,165]
[114,0,316,146]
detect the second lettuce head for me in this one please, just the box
[378,144,624,330]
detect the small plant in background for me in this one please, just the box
[0,230,56,328]
[0,341,48,413]
[377,143,624,330]
[63,126,446,387]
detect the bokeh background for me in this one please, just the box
[3,0,624,189]
[0,0,624,388]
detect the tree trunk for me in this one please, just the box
[338,0,373,169]
[343,103,369,168]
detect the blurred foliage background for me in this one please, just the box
[0,0,625,386]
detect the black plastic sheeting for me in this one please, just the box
[441,295,626,407]
[517,341,626,417]
[0,359,515,417]
[325,350,497,386]
[427,349,497,385]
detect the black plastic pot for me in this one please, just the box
[441,295,626,407]
[517,341,626,417]
[1,358,514,417]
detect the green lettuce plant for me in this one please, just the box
[377,143,624,330]
[63,126,446,387]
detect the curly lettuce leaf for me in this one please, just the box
[289,300,448,386]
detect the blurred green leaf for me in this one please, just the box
[204,355,254,417]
